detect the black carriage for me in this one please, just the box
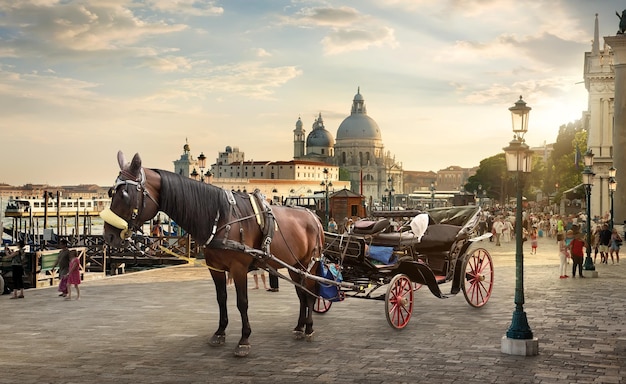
[315,205,494,329]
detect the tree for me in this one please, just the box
[465,154,510,205]
[467,117,587,208]
[546,120,587,202]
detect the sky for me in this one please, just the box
[0,0,623,187]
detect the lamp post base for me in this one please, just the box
[501,335,539,356]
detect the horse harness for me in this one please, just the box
[206,189,277,262]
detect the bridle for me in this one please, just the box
[100,167,159,240]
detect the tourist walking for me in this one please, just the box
[328,218,338,233]
[609,228,622,265]
[6,240,27,299]
[569,230,586,278]
[65,250,82,300]
[251,268,267,290]
[492,217,504,246]
[530,227,538,255]
[598,224,612,264]
[557,232,569,278]
[52,239,71,297]
[502,218,513,243]
[267,273,279,292]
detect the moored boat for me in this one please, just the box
[4,197,110,218]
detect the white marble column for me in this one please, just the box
[605,35,626,226]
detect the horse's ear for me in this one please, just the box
[117,151,126,170]
[129,153,142,175]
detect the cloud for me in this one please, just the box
[254,48,272,58]
[140,54,194,72]
[279,5,398,55]
[144,62,303,101]
[0,0,187,57]
[0,64,100,111]
[322,26,397,55]
[145,0,224,16]
[295,6,361,27]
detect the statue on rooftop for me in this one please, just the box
[617,10,626,34]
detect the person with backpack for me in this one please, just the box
[6,240,27,299]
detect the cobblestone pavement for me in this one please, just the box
[1,236,625,384]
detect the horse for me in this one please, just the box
[101,151,324,357]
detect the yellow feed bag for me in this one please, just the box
[100,208,129,230]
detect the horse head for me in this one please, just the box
[101,151,161,248]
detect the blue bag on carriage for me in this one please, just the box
[368,245,396,264]
[319,260,342,302]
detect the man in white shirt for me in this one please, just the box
[492,217,505,246]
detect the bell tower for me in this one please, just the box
[293,116,305,159]
[173,139,196,178]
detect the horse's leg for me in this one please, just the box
[232,263,252,357]
[208,269,228,347]
[292,285,316,341]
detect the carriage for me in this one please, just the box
[102,151,493,356]
[314,205,494,329]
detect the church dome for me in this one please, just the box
[336,88,381,141]
[307,128,334,147]
[336,114,381,141]
[306,112,334,147]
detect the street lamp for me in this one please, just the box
[501,95,538,356]
[478,184,483,207]
[609,166,617,230]
[197,152,207,183]
[320,168,333,230]
[190,168,199,181]
[387,177,394,210]
[582,149,596,271]
[430,181,436,209]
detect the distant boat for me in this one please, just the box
[4,197,110,218]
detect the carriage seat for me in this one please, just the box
[352,219,390,236]
[371,223,462,252]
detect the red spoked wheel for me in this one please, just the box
[313,297,332,314]
[385,274,414,329]
[462,248,493,308]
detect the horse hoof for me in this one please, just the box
[234,344,250,357]
[305,331,315,342]
[293,330,305,340]
[209,334,226,347]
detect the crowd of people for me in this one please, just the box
[477,207,622,278]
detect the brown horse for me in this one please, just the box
[101,152,324,357]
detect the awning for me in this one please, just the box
[562,184,584,194]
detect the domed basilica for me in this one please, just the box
[294,88,403,203]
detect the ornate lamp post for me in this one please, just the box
[609,166,617,230]
[478,184,483,207]
[386,177,394,210]
[501,96,538,356]
[320,168,333,230]
[190,168,199,181]
[197,152,207,183]
[430,181,436,209]
[582,150,596,272]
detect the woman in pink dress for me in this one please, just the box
[66,250,82,300]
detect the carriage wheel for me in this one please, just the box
[385,274,414,330]
[313,297,332,314]
[462,248,494,308]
